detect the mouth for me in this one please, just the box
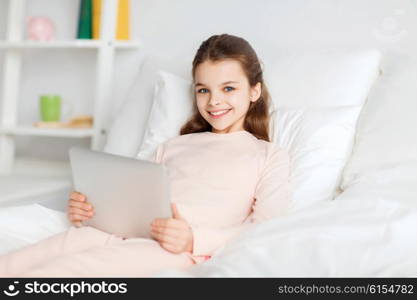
[208,109,232,119]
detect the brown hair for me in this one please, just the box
[179,34,272,142]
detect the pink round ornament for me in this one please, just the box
[27,17,55,41]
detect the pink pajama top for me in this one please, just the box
[151,130,292,264]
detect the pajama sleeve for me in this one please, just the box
[189,144,292,257]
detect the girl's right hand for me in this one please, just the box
[67,191,95,227]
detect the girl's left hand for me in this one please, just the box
[150,203,194,254]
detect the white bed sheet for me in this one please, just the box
[1,189,416,277]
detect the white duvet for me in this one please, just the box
[152,195,417,277]
[1,188,416,277]
[0,204,71,255]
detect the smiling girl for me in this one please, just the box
[0,34,291,277]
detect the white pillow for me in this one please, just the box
[264,48,381,107]
[136,70,194,161]
[339,56,417,193]
[271,106,363,211]
[103,53,191,158]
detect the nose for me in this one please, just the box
[208,93,221,106]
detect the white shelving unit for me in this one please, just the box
[0,0,141,210]
[0,0,141,175]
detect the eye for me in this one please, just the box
[224,86,234,92]
[197,88,209,94]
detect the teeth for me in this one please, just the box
[210,109,229,116]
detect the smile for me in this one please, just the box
[208,109,231,118]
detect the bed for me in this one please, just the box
[1,48,416,277]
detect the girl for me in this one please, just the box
[0,34,291,277]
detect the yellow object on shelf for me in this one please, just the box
[92,0,102,40]
[116,0,130,40]
[92,0,130,40]
[34,115,93,128]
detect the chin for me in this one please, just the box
[211,125,231,132]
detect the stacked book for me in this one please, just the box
[34,115,94,128]
[77,0,130,40]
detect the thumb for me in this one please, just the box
[171,203,183,220]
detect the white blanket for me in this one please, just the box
[1,193,416,277]
[154,193,417,277]
[0,204,70,255]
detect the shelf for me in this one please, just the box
[111,40,142,49]
[0,125,94,138]
[0,40,141,49]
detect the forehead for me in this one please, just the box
[194,59,247,85]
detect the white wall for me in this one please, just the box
[0,0,417,162]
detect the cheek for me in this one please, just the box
[196,101,206,115]
[196,96,209,110]
[229,93,251,111]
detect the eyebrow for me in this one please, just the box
[194,81,239,87]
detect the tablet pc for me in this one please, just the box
[69,146,172,239]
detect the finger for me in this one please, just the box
[68,206,94,216]
[70,219,87,226]
[150,229,179,245]
[68,199,84,208]
[151,218,170,227]
[151,231,181,252]
[69,213,91,222]
[172,203,185,220]
[151,226,182,239]
[152,218,185,230]
[171,203,181,219]
[68,211,93,220]
[69,207,94,217]
[74,221,83,228]
[70,191,81,201]
[70,192,87,202]
[160,242,182,254]
[69,200,94,212]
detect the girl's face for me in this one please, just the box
[194,59,261,134]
